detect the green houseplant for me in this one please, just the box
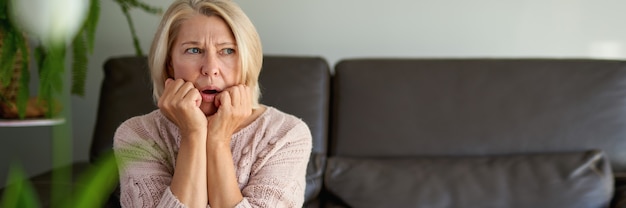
[0,0,99,119]
[1,0,161,207]
[0,0,161,119]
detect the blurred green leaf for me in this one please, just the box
[84,0,100,53]
[1,164,41,208]
[0,0,8,20]
[71,32,87,96]
[70,152,119,208]
[37,44,65,118]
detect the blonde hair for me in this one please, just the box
[148,0,263,107]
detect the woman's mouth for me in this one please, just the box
[200,89,220,102]
[203,89,219,94]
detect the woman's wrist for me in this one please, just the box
[206,135,231,151]
[181,130,207,144]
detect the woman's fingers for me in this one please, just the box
[231,85,241,106]
[219,85,249,107]
[161,80,196,106]
[177,82,199,107]
[216,85,252,122]
[159,79,204,122]
[219,90,232,108]
[160,79,185,107]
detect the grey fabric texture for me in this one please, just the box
[332,59,626,173]
[92,56,156,163]
[325,150,613,208]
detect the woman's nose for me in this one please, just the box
[201,53,219,76]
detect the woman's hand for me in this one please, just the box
[158,78,207,137]
[207,84,253,145]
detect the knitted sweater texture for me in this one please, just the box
[113,107,312,208]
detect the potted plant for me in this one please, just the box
[0,0,161,119]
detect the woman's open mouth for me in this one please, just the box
[201,89,220,102]
[203,89,219,94]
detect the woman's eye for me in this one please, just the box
[185,48,201,54]
[221,48,235,55]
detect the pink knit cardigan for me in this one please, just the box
[113,107,312,207]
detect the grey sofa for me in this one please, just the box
[324,59,626,208]
[5,56,626,208]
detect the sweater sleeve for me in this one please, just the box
[235,121,313,208]
[113,117,186,208]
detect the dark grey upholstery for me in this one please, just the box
[328,58,626,207]
[332,59,626,165]
[325,151,613,208]
[91,57,157,163]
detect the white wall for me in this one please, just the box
[239,0,626,64]
[2,0,626,187]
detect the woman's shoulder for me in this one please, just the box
[113,109,178,147]
[246,106,312,159]
[117,109,165,130]
[253,106,312,141]
[263,106,309,130]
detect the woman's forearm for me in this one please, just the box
[206,140,244,208]
[171,132,208,208]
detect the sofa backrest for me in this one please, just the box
[92,56,156,163]
[331,58,626,172]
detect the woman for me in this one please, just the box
[113,0,312,207]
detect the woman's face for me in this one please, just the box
[169,14,240,116]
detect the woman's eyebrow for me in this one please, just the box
[180,41,235,46]
[217,42,236,46]
[181,41,200,46]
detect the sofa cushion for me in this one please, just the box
[324,150,613,208]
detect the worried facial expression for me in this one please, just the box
[169,14,240,116]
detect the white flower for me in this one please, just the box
[10,0,89,44]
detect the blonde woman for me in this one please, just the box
[113,0,312,207]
